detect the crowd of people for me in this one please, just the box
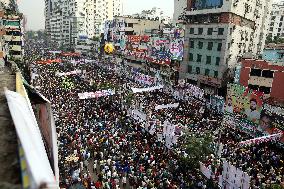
[21,38,284,189]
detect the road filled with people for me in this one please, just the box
[22,43,284,189]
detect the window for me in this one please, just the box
[207,28,213,35]
[216,57,220,66]
[217,43,222,51]
[189,53,193,61]
[128,23,133,27]
[206,56,211,64]
[279,22,283,27]
[190,28,194,34]
[250,69,262,76]
[207,42,213,50]
[218,28,224,35]
[205,69,210,76]
[196,67,200,74]
[188,65,192,73]
[198,28,203,35]
[248,84,259,91]
[214,71,218,78]
[272,16,276,20]
[281,16,284,21]
[190,41,194,48]
[197,54,202,62]
[259,86,271,94]
[198,41,203,49]
[262,70,274,78]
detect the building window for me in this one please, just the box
[206,56,211,64]
[216,57,220,66]
[189,53,193,61]
[207,42,213,50]
[205,69,210,76]
[190,41,194,48]
[218,28,224,35]
[248,84,259,91]
[190,28,194,34]
[250,69,262,77]
[196,67,200,74]
[259,86,271,94]
[198,28,203,35]
[214,71,218,78]
[262,70,274,78]
[281,16,284,21]
[188,65,192,73]
[217,43,222,51]
[198,41,203,49]
[207,28,213,35]
[197,54,202,62]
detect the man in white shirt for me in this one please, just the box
[245,98,260,123]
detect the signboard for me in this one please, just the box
[225,84,263,124]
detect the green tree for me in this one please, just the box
[179,132,214,169]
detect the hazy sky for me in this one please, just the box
[17,0,282,31]
[18,0,174,31]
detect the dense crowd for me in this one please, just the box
[20,38,284,189]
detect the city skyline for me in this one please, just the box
[18,0,174,31]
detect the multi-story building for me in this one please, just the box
[2,11,24,60]
[179,0,272,95]
[46,0,123,48]
[113,16,162,36]
[239,58,284,102]
[173,0,187,25]
[267,1,284,39]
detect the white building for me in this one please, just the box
[267,1,284,39]
[180,0,272,94]
[173,0,187,25]
[131,7,172,24]
[45,0,123,47]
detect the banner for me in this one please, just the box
[131,85,163,93]
[134,73,156,86]
[239,133,283,147]
[225,84,263,124]
[131,109,147,121]
[56,70,82,77]
[155,103,179,110]
[170,39,184,61]
[78,89,115,99]
[200,162,212,179]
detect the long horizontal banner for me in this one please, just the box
[131,85,163,93]
[155,103,179,110]
[56,70,83,77]
[239,133,283,147]
[78,89,115,99]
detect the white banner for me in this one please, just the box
[131,85,163,93]
[239,133,283,147]
[78,89,115,99]
[131,109,147,121]
[56,70,83,77]
[155,103,179,110]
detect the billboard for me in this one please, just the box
[225,84,263,124]
[192,0,224,10]
[170,39,184,61]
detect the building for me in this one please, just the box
[263,43,284,65]
[45,0,123,48]
[267,1,284,39]
[130,7,172,24]
[2,9,24,60]
[239,58,284,102]
[113,16,162,36]
[179,0,272,95]
[173,0,187,25]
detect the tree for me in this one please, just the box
[179,132,214,170]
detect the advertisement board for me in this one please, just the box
[225,84,263,124]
